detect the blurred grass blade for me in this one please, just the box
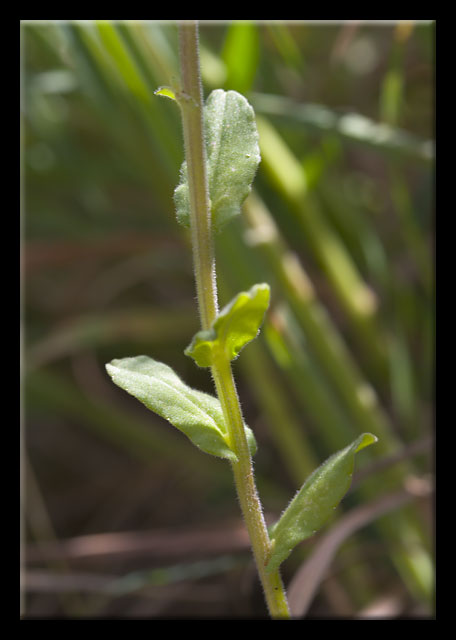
[266,24,303,70]
[251,93,434,163]
[256,116,379,319]
[255,116,391,381]
[221,21,259,94]
[243,193,395,449]
[95,20,151,104]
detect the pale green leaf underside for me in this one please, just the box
[174,89,261,232]
[266,433,378,573]
[105,356,257,462]
[185,283,270,368]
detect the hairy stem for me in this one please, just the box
[177,21,290,619]
[177,21,218,331]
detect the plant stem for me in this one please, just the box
[177,21,291,619]
[211,352,291,618]
[177,21,218,331]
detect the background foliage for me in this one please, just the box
[21,20,434,619]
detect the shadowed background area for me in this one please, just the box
[21,20,434,619]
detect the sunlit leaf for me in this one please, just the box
[185,283,270,367]
[154,85,177,101]
[106,355,257,461]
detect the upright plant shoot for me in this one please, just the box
[106,21,377,619]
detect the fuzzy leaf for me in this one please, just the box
[185,283,270,367]
[174,89,261,232]
[106,356,257,462]
[266,433,378,573]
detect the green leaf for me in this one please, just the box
[154,86,177,101]
[174,89,261,232]
[185,283,270,367]
[266,433,378,573]
[105,356,257,462]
